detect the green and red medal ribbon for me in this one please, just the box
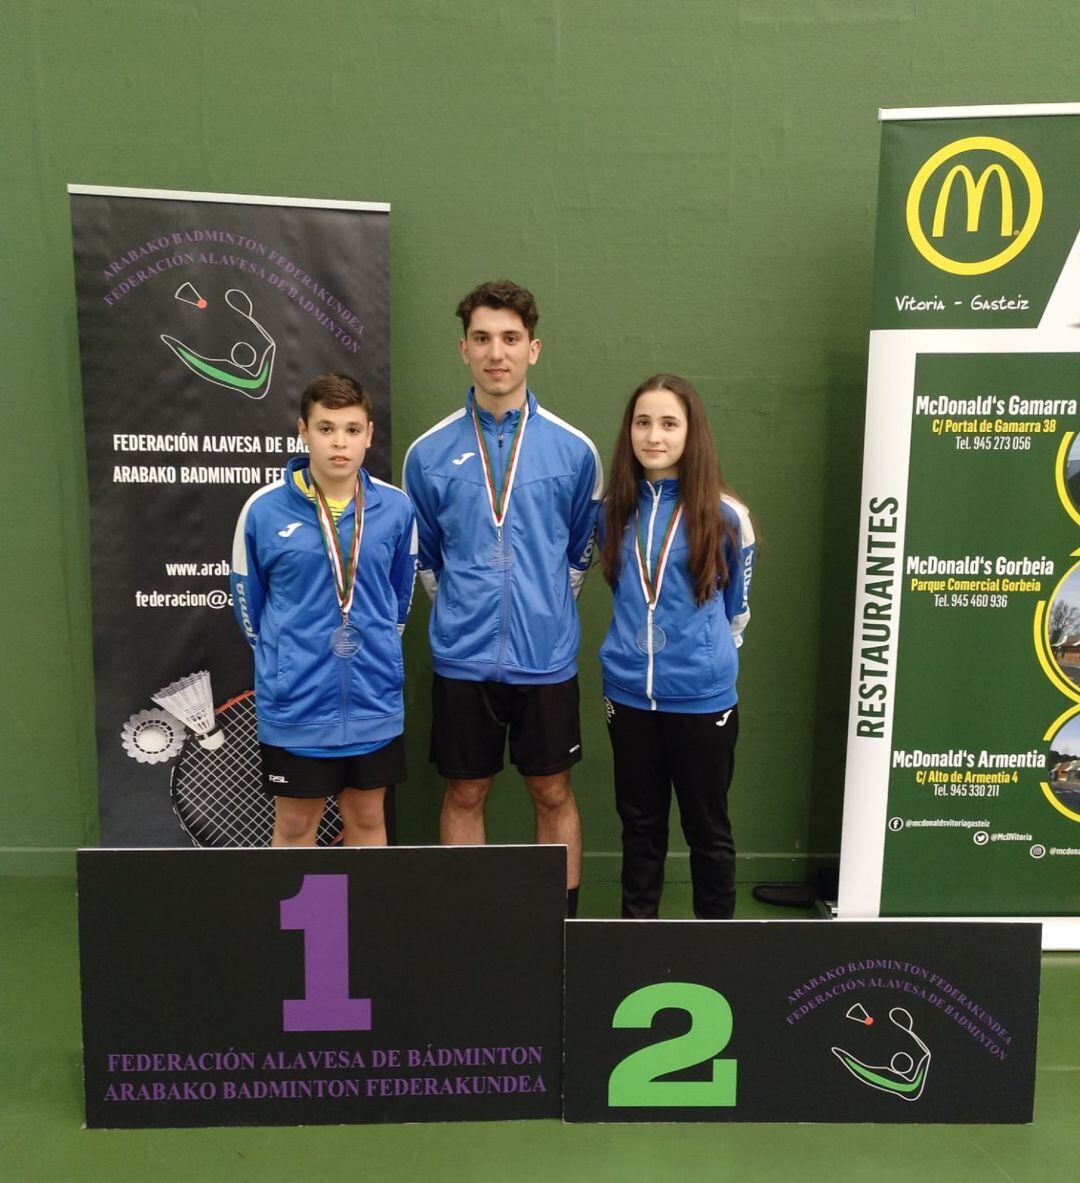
[311,476,364,621]
[634,502,683,610]
[471,400,528,529]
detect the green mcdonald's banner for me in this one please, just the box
[839,103,1080,950]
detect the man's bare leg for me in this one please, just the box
[440,777,494,845]
[524,772,582,890]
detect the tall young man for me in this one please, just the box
[403,280,601,915]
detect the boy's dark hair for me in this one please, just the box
[299,372,372,422]
[455,279,539,338]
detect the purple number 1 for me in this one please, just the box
[280,873,372,1032]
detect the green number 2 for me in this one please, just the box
[608,982,737,1108]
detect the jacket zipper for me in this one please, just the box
[340,499,353,741]
[494,423,510,679]
[644,482,662,710]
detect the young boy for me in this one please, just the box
[232,372,417,846]
[403,280,601,914]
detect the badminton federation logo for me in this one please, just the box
[160,283,276,398]
[831,1003,932,1102]
[905,136,1042,276]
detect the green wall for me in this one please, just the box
[2,0,1076,879]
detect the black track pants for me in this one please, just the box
[606,700,739,919]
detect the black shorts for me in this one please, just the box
[430,674,582,779]
[259,736,406,799]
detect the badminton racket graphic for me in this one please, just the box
[169,690,342,848]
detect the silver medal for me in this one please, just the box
[330,623,363,658]
[634,623,667,653]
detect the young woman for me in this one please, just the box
[599,374,755,918]
[231,373,417,847]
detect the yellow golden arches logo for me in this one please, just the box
[906,136,1042,275]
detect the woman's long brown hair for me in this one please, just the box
[601,374,734,605]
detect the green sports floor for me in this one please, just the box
[2,876,1077,1183]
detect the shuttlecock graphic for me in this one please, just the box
[174,281,208,310]
[152,670,225,750]
[121,708,187,764]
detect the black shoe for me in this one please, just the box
[752,883,818,907]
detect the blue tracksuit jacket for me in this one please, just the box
[403,389,602,683]
[231,457,417,747]
[600,479,754,712]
